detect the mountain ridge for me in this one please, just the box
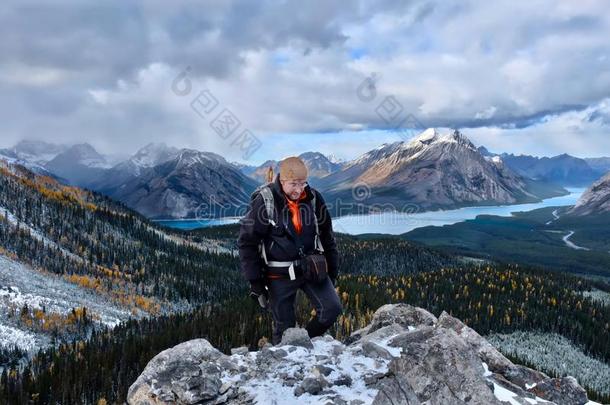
[569,171,610,216]
[318,128,567,216]
[1,132,589,220]
[479,147,603,187]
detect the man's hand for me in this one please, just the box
[249,279,269,309]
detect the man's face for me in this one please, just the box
[281,178,307,201]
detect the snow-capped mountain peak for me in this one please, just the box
[485,155,503,164]
[315,127,568,214]
[411,127,440,144]
[69,143,109,168]
[325,153,346,164]
[0,150,57,178]
[45,143,111,170]
[6,140,69,165]
[344,129,476,171]
[174,148,227,168]
[405,128,476,151]
[345,141,402,168]
[130,142,180,170]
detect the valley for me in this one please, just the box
[1,133,610,403]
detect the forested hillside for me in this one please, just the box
[189,223,463,276]
[0,162,242,308]
[2,264,609,403]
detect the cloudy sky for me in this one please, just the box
[2,0,610,165]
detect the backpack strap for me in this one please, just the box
[310,189,325,253]
[258,185,276,226]
[255,184,276,266]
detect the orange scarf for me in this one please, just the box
[285,191,306,234]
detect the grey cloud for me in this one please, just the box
[588,110,610,126]
[1,0,610,158]
[0,4,149,85]
[1,1,357,85]
[462,105,590,130]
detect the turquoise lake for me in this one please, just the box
[155,188,585,235]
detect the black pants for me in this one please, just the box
[267,276,343,345]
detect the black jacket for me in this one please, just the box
[237,174,339,282]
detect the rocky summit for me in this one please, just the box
[127,304,595,405]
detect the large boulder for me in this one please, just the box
[436,311,513,373]
[372,374,421,405]
[345,304,437,345]
[368,303,437,333]
[375,327,503,405]
[279,327,314,349]
[529,376,588,405]
[127,339,233,405]
[127,304,592,405]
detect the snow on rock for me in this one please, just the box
[127,303,593,405]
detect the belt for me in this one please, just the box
[265,259,302,280]
[266,259,302,267]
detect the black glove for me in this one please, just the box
[249,279,269,309]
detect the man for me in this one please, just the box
[238,156,342,345]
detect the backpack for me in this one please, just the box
[249,183,325,266]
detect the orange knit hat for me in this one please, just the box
[279,156,308,180]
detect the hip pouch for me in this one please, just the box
[302,253,328,284]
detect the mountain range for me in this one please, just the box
[109,149,260,219]
[478,147,608,187]
[2,142,258,219]
[236,151,343,186]
[2,129,608,219]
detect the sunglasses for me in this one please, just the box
[281,180,308,188]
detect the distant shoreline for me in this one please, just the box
[154,188,585,233]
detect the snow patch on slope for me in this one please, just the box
[488,331,610,398]
[0,324,39,353]
[0,254,134,353]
